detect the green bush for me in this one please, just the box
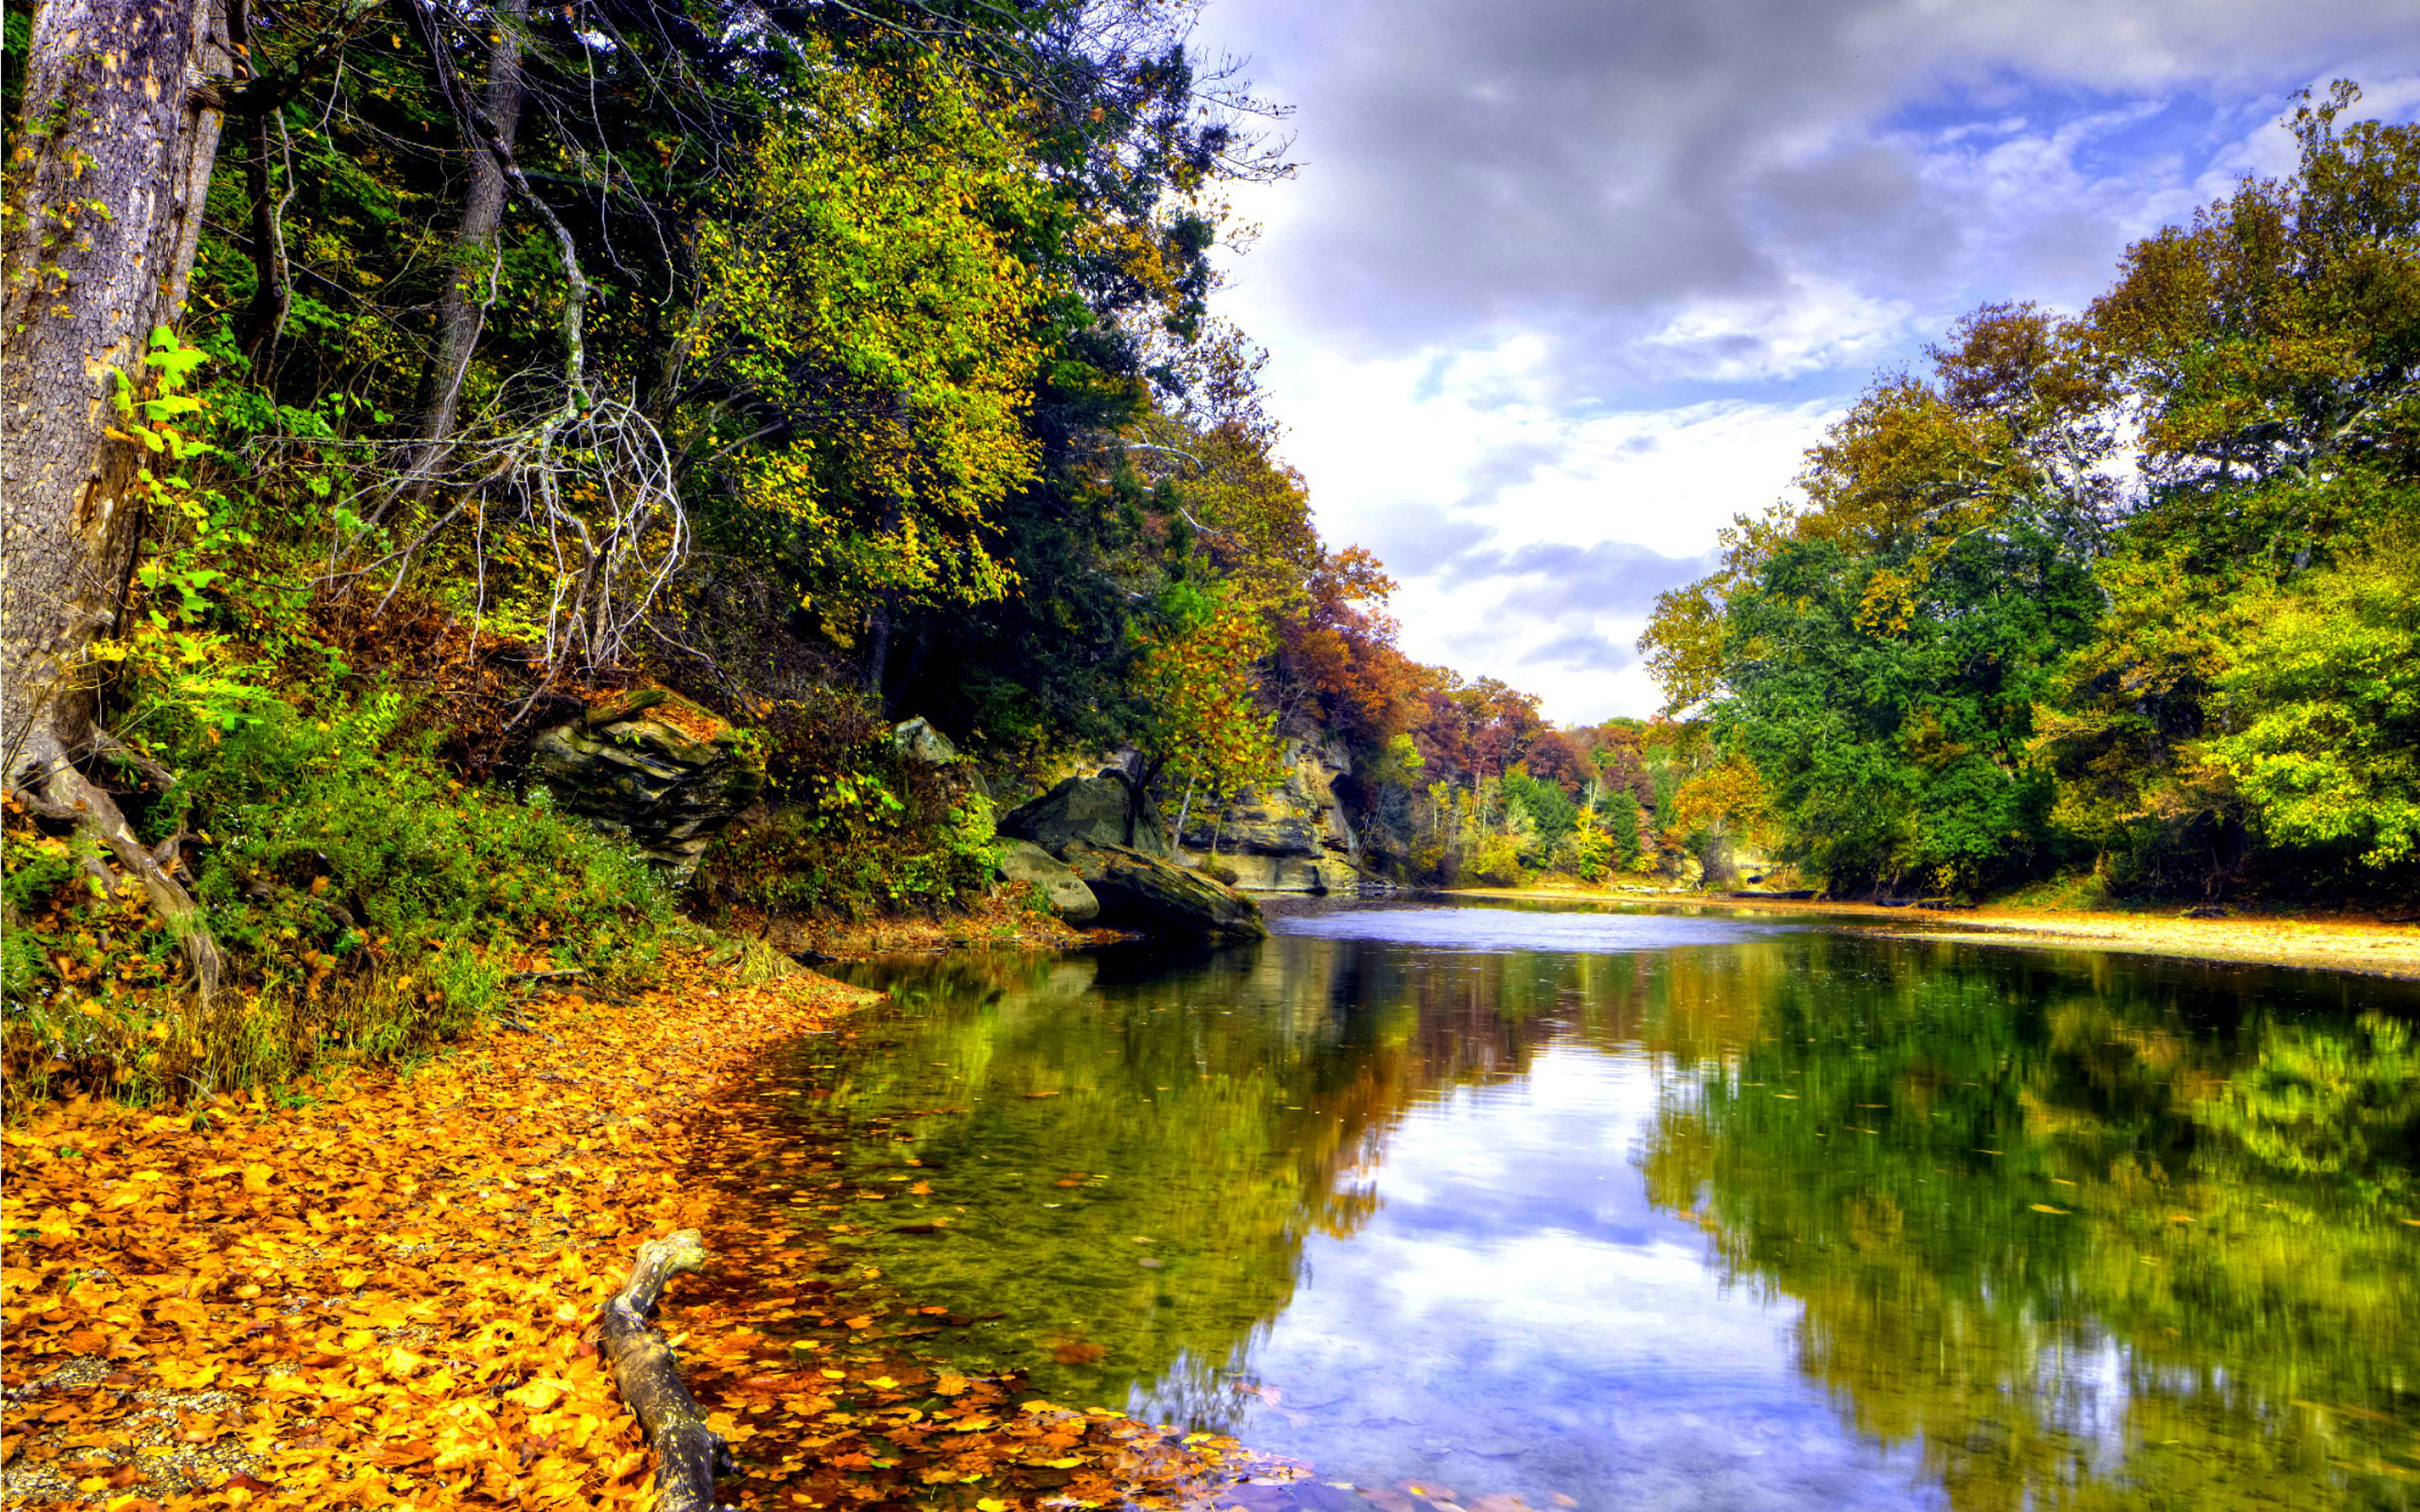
[694,688,997,920]
[2,685,672,1101]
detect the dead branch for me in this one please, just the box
[600,1230,729,1512]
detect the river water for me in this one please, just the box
[766,899,2420,1511]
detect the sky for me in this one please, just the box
[1191,0,2420,722]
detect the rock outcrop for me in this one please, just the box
[999,770,1171,858]
[891,717,960,769]
[531,689,764,878]
[1180,736,1361,894]
[996,839,1100,924]
[1060,841,1265,938]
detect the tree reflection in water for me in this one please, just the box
[750,907,2420,1509]
[1643,941,2420,1511]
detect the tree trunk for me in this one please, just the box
[227,0,290,365]
[861,598,894,704]
[408,0,528,490]
[600,1230,729,1512]
[2,0,232,997]
[3,0,230,769]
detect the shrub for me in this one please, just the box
[694,688,997,920]
[2,686,672,1101]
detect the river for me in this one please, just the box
[757,897,2420,1511]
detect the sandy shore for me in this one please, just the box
[1437,885,2420,981]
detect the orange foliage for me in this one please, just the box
[0,955,1280,1509]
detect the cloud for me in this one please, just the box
[1218,0,2420,357]
[1197,1,2420,719]
[1439,539,1718,623]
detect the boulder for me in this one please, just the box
[1060,841,1266,939]
[891,717,960,768]
[1180,736,1363,894]
[531,689,764,878]
[997,839,1100,925]
[999,771,1171,858]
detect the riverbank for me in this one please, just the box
[1443,884,2420,980]
[0,948,1269,1509]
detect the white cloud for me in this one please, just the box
[1248,333,1840,722]
[1195,0,2420,722]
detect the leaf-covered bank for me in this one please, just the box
[0,949,1284,1509]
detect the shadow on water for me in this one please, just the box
[747,901,2420,1511]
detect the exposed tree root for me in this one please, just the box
[600,1229,730,1512]
[10,732,224,1001]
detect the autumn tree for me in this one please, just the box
[1134,586,1284,851]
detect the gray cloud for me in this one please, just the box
[1440,538,1719,621]
[1353,499,1494,576]
[1528,630,1638,675]
[1216,0,2420,361]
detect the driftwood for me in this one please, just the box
[601,1230,730,1512]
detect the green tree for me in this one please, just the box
[2207,524,2420,867]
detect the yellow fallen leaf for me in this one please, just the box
[508,1378,568,1411]
[2030,1204,2069,1215]
[243,1163,274,1194]
[865,1375,898,1390]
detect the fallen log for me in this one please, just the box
[601,1230,730,1512]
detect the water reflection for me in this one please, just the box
[761,905,2420,1511]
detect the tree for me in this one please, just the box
[2207,525,2420,869]
[1134,587,1283,850]
[696,53,1055,695]
[407,0,530,490]
[3,0,233,991]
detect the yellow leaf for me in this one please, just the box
[2030,1204,2069,1215]
[509,1378,568,1411]
[242,1163,274,1194]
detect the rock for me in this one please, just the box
[997,839,1100,924]
[531,690,764,878]
[1060,841,1266,938]
[1000,772,1171,858]
[891,717,960,767]
[1181,736,1361,893]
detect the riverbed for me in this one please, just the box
[758,897,2420,1510]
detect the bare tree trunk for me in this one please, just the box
[861,598,894,704]
[408,0,529,491]
[3,0,231,761]
[2,0,232,995]
[228,0,291,364]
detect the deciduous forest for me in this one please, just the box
[4,4,2419,1504]
[4,0,2417,1105]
